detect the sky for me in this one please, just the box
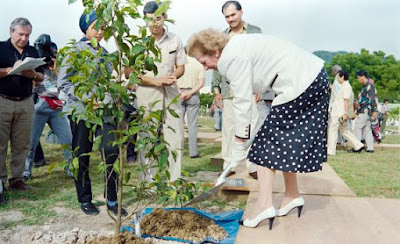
[1,0,400,89]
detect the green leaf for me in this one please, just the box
[128,126,140,136]
[93,135,102,151]
[47,162,58,174]
[158,150,169,170]
[169,94,180,106]
[167,108,179,118]
[113,158,120,174]
[68,0,77,4]
[124,172,131,184]
[120,43,130,54]
[154,144,165,153]
[103,26,114,41]
[141,28,147,38]
[97,162,107,173]
[155,1,170,16]
[131,45,145,56]
[91,38,98,48]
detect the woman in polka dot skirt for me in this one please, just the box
[188,29,329,230]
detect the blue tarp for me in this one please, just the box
[121,207,243,244]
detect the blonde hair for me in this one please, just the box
[187,28,229,57]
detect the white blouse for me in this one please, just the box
[217,34,324,138]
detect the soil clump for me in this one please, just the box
[141,208,228,243]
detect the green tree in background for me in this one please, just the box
[326,49,400,103]
[200,93,214,108]
[313,50,348,63]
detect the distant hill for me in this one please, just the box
[313,50,348,63]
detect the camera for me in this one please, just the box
[34,34,57,66]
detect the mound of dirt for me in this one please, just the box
[140,208,228,243]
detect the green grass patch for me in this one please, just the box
[329,149,400,199]
[197,116,217,132]
[1,118,222,228]
[382,134,400,144]
[182,143,221,173]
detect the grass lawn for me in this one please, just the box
[382,134,400,144]
[328,148,400,199]
[0,120,222,228]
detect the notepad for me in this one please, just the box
[8,57,46,75]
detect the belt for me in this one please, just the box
[0,93,31,101]
[357,108,369,114]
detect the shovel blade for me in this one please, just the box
[184,183,224,207]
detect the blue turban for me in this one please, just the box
[79,10,98,33]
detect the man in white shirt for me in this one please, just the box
[135,1,187,181]
[177,53,205,158]
[327,71,364,155]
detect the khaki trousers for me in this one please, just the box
[0,96,33,183]
[327,117,364,155]
[136,85,183,181]
[222,98,259,173]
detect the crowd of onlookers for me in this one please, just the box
[326,65,391,155]
[0,1,204,214]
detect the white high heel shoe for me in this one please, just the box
[277,196,304,217]
[239,206,276,230]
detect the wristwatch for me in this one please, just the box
[213,87,221,95]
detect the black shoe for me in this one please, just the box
[33,160,46,168]
[0,193,5,206]
[127,157,136,164]
[349,146,364,153]
[9,179,30,191]
[366,150,374,153]
[81,202,100,215]
[107,204,128,217]
[190,154,201,158]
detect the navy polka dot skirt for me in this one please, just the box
[248,68,330,173]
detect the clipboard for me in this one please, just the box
[8,57,46,75]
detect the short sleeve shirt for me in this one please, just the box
[332,81,353,117]
[145,31,187,78]
[177,56,204,89]
[0,39,43,97]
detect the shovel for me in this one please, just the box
[184,165,234,207]
[184,182,224,207]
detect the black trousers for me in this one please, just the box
[69,117,119,203]
[126,137,137,161]
[33,93,45,163]
[33,142,45,163]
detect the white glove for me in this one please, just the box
[230,140,247,168]
[215,140,247,186]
